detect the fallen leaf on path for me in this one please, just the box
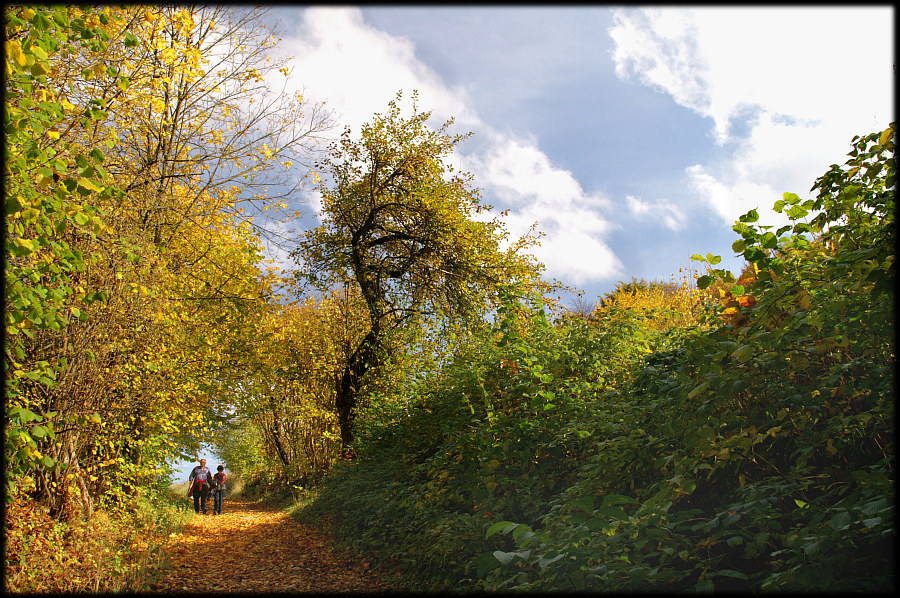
[147,497,394,593]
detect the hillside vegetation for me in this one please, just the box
[297,125,895,592]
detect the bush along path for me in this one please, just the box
[146,496,395,593]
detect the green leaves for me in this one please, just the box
[691,252,721,265]
[692,253,735,290]
[4,5,166,507]
[485,520,517,539]
[730,344,753,362]
[8,406,43,423]
[785,204,809,220]
[739,208,759,223]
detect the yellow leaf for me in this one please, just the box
[6,40,27,67]
[77,177,102,192]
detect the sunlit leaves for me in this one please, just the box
[4,6,132,492]
[4,5,323,521]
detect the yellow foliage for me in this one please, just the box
[6,39,27,67]
[595,272,707,332]
[5,2,330,523]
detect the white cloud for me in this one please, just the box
[464,132,623,285]
[626,195,686,231]
[611,7,894,224]
[275,7,478,135]
[263,7,624,285]
[610,9,711,116]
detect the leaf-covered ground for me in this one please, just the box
[147,496,395,593]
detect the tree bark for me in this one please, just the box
[335,328,380,448]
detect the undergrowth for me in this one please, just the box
[4,477,194,593]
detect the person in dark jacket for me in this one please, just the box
[187,458,213,514]
[212,465,227,515]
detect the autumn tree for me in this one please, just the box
[594,274,706,332]
[4,5,327,520]
[293,91,547,447]
[211,288,373,489]
[4,5,153,516]
[103,6,332,254]
[96,7,334,464]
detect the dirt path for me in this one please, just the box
[147,496,394,593]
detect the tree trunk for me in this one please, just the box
[269,423,291,468]
[335,329,379,449]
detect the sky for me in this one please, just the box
[252,5,893,307]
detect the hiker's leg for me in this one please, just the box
[192,489,200,513]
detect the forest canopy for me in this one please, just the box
[4,4,331,517]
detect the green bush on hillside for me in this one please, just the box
[300,124,895,593]
[301,288,676,591]
[478,123,895,592]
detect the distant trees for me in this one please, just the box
[293,91,547,447]
[565,294,596,320]
[592,274,705,332]
[212,290,370,490]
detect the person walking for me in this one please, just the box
[212,465,227,515]
[187,458,213,514]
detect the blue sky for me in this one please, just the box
[254,6,893,307]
